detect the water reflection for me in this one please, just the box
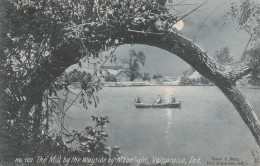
[162,87,177,103]
[165,109,173,138]
[65,86,259,163]
[162,87,176,138]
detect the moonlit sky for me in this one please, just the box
[68,0,256,77]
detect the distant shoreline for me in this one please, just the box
[104,82,260,89]
[68,82,260,89]
[104,85,260,89]
[103,81,211,87]
[104,84,214,87]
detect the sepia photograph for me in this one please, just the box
[0,0,259,165]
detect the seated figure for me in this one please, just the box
[156,95,162,104]
[172,97,176,103]
[135,97,142,103]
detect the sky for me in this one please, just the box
[68,0,254,77]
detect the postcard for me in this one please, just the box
[0,0,259,165]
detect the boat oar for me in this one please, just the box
[151,99,158,108]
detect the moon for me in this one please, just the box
[173,20,184,31]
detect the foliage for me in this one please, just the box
[62,70,92,83]
[142,73,150,81]
[80,79,103,109]
[226,0,260,43]
[2,0,177,112]
[64,115,120,158]
[182,68,195,77]
[104,74,117,82]
[152,74,163,80]
[226,0,260,86]
[1,0,178,163]
[121,49,146,81]
[179,76,193,86]
[214,46,234,65]
[179,76,211,86]
[245,46,260,86]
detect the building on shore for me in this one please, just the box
[101,66,129,82]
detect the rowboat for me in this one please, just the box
[135,101,181,109]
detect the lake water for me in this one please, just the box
[61,86,260,165]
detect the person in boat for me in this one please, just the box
[171,96,176,103]
[135,97,142,103]
[156,95,162,104]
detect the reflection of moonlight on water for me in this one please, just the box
[162,87,176,137]
[173,20,184,31]
[165,109,173,135]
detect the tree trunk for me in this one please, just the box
[19,30,260,147]
[218,85,260,146]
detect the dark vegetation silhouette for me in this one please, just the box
[152,74,163,80]
[121,49,146,81]
[214,46,234,65]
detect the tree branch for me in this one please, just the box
[176,0,209,22]
[219,85,260,147]
[225,58,255,83]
